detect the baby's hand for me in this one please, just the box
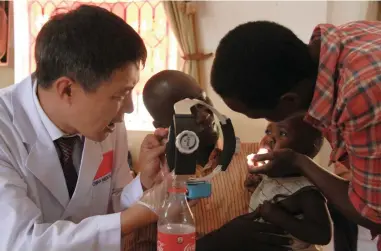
[244,173,262,192]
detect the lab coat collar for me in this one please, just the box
[12,76,70,207]
[32,81,65,141]
[12,76,41,145]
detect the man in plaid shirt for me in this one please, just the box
[211,21,381,249]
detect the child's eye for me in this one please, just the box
[265,129,271,135]
[280,130,288,137]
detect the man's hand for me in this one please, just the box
[249,148,305,177]
[255,189,333,245]
[139,128,168,189]
[197,212,292,251]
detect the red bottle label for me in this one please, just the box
[157,231,196,251]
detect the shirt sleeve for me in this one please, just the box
[341,74,381,224]
[111,123,143,212]
[120,174,143,209]
[343,124,381,224]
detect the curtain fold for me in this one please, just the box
[0,1,8,63]
[365,1,379,21]
[162,1,212,87]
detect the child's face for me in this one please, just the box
[260,120,299,152]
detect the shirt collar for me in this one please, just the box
[32,81,66,141]
[305,23,342,129]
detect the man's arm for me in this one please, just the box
[259,188,332,245]
[296,155,381,232]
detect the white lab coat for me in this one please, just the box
[0,77,143,251]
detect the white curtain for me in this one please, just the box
[13,0,30,83]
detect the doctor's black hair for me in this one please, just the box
[34,5,147,91]
[210,20,317,109]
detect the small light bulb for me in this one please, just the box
[246,148,270,167]
[257,148,269,155]
[246,153,255,166]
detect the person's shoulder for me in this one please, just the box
[0,76,34,117]
[337,20,381,34]
[0,83,15,111]
[339,67,381,130]
[311,21,381,39]
[335,20,381,129]
[0,84,14,96]
[0,84,18,139]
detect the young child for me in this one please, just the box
[246,115,332,251]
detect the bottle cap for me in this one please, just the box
[175,130,199,154]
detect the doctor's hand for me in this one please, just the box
[121,173,198,236]
[138,128,168,189]
[249,148,305,178]
[138,172,199,216]
[120,172,173,236]
[137,170,174,214]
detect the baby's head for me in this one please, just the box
[260,114,323,158]
[245,115,323,187]
[245,115,323,188]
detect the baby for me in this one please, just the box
[246,115,332,251]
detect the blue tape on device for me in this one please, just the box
[187,181,212,200]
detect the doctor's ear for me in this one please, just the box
[54,77,75,102]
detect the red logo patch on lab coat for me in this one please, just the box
[93,151,113,186]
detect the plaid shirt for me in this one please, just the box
[304,21,381,247]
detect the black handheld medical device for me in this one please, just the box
[165,98,238,199]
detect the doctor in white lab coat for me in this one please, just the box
[0,5,167,251]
